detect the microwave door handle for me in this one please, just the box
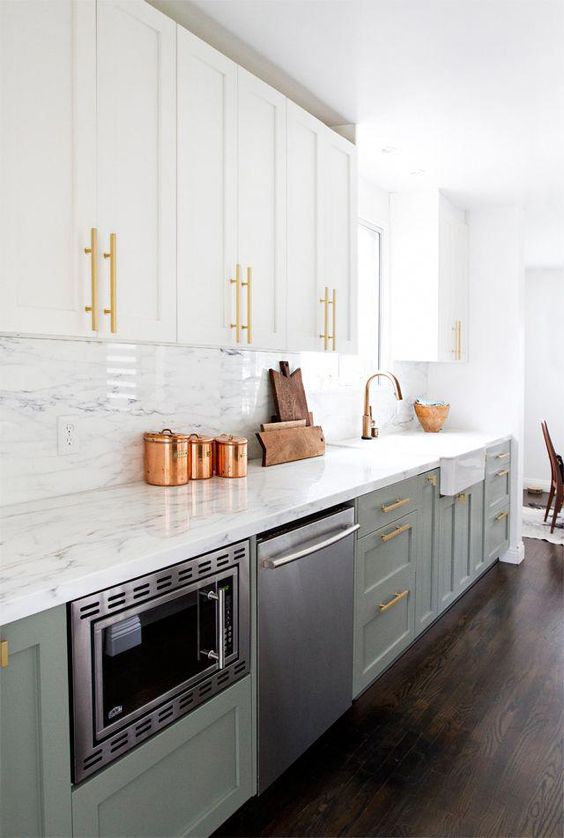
[199,587,226,670]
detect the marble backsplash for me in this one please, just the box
[0,336,428,506]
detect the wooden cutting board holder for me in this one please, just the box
[257,362,326,467]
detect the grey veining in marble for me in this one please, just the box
[0,430,511,624]
[0,336,428,505]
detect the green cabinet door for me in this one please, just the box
[0,606,72,838]
[72,676,254,838]
[438,481,484,612]
[415,470,440,635]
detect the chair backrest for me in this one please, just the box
[541,421,562,486]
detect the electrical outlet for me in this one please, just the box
[57,416,79,455]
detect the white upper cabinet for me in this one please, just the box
[322,130,358,354]
[97,0,176,342]
[286,102,325,352]
[0,0,96,337]
[391,190,468,362]
[286,102,358,354]
[237,68,287,351]
[177,28,237,346]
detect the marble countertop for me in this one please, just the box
[0,430,510,625]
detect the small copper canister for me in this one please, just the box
[187,434,215,480]
[215,434,248,478]
[143,429,190,486]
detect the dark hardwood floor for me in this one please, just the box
[216,538,564,838]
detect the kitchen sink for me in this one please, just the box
[440,447,486,495]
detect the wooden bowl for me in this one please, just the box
[414,402,450,433]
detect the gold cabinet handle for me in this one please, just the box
[230,264,242,343]
[0,640,8,668]
[457,320,462,360]
[456,492,467,502]
[496,452,510,460]
[451,320,461,360]
[496,469,509,477]
[495,510,509,521]
[103,232,117,334]
[329,288,336,351]
[381,497,411,513]
[319,286,329,350]
[381,523,412,543]
[241,266,252,344]
[426,475,438,487]
[379,590,409,613]
[84,227,98,331]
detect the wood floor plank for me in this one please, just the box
[215,538,563,837]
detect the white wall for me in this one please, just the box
[524,268,564,488]
[427,206,525,562]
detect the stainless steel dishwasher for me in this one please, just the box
[257,505,359,792]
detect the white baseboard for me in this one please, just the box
[500,541,525,564]
[524,477,550,492]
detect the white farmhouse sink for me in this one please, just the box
[440,447,486,496]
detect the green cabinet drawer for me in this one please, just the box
[0,606,72,838]
[486,462,511,511]
[486,440,511,475]
[354,511,417,695]
[72,676,254,838]
[485,502,510,566]
[357,475,422,537]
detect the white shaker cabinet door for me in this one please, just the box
[97,0,176,342]
[322,131,358,354]
[286,101,325,352]
[0,0,96,336]
[237,68,287,350]
[177,27,237,346]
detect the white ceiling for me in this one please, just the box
[153,0,564,266]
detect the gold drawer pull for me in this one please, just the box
[379,590,409,613]
[0,640,8,668]
[495,510,509,521]
[495,452,510,460]
[496,469,509,477]
[381,523,411,543]
[381,497,411,513]
[103,232,117,334]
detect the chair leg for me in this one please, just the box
[544,484,555,521]
[550,488,563,534]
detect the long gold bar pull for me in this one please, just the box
[242,266,252,344]
[455,320,462,360]
[103,232,117,334]
[328,288,336,351]
[230,264,242,343]
[0,640,8,668]
[84,227,98,331]
[319,286,329,350]
[379,590,409,613]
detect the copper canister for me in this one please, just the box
[143,429,190,486]
[187,434,215,480]
[215,434,248,478]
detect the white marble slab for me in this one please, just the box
[0,430,510,625]
[0,336,428,505]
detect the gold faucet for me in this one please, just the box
[362,371,403,439]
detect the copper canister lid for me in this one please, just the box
[187,433,215,444]
[144,428,191,443]
[215,434,248,446]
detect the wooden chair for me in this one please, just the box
[541,421,563,534]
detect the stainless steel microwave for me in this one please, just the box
[69,541,250,783]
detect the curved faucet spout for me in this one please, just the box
[362,371,403,439]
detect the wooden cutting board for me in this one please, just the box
[256,426,325,467]
[269,361,311,426]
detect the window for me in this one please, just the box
[358,220,382,365]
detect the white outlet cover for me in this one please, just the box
[57,416,79,455]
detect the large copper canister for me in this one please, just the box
[187,434,215,480]
[215,434,248,478]
[143,429,190,486]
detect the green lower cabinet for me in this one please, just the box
[484,501,510,567]
[438,481,484,613]
[415,470,440,635]
[0,606,72,838]
[353,511,417,696]
[71,676,253,838]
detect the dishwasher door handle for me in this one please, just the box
[261,523,360,569]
